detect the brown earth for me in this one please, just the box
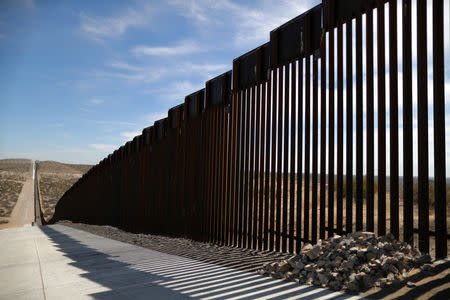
[0,159,32,225]
[36,161,91,221]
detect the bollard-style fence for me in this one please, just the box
[52,0,448,258]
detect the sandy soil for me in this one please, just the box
[0,159,32,226]
[36,161,91,221]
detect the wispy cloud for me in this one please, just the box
[168,0,318,48]
[94,120,136,126]
[146,80,204,104]
[79,7,151,42]
[89,98,104,105]
[132,40,202,57]
[143,111,167,125]
[0,34,5,39]
[89,143,117,152]
[120,130,141,140]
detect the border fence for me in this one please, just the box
[52,0,448,258]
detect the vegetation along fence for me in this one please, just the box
[52,0,449,259]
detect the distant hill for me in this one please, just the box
[36,160,92,175]
[36,160,92,222]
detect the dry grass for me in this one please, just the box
[0,180,24,217]
[0,159,32,222]
[37,161,91,221]
[236,174,450,258]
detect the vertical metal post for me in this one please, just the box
[311,56,319,244]
[296,59,303,252]
[328,28,335,237]
[402,0,414,245]
[417,0,429,253]
[336,22,344,235]
[366,8,375,233]
[356,14,363,231]
[377,0,386,236]
[389,0,399,239]
[433,0,447,259]
[289,62,297,253]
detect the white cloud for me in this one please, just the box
[89,98,104,105]
[120,130,141,140]
[79,7,151,42]
[143,112,167,125]
[89,144,117,152]
[144,80,204,104]
[132,40,202,56]
[168,0,320,48]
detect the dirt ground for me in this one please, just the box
[59,221,449,300]
[36,161,91,221]
[0,159,32,224]
[245,176,450,258]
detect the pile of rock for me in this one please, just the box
[259,232,433,293]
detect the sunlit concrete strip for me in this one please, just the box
[163,269,253,289]
[162,268,248,288]
[256,285,312,299]
[179,274,263,294]
[0,224,366,299]
[178,273,259,292]
[227,281,297,300]
[198,278,288,299]
[132,260,208,274]
[190,277,274,298]
[158,263,228,277]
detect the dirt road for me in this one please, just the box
[0,161,35,228]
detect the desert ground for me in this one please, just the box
[0,159,32,225]
[36,161,91,221]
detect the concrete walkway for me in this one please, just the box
[0,225,363,300]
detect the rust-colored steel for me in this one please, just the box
[248,87,256,249]
[53,0,449,260]
[270,70,277,252]
[389,0,399,239]
[296,59,303,253]
[311,56,318,244]
[432,0,447,259]
[304,56,311,242]
[356,14,363,231]
[366,8,375,233]
[283,63,290,252]
[289,62,296,253]
[320,39,327,240]
[336,22,344,235]
[234,92,244,246]
[328,28,335,238]
[377,0,386,237]
[417,0,429,253]
[242,89,251,248]
[259,82,267,250]
[402,0,413,246]
[345,19,353,234]
[264,79,271,250]
[276,66,283,252]
[253,84,261,249]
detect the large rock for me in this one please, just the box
[306,245,321,260]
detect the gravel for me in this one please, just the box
[58,221,292,274]
[259,231,442,293]
[57,222,447,295]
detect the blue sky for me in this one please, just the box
[0,0,320,164]
[0,0,449,178]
